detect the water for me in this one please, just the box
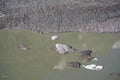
[0,30,120,80]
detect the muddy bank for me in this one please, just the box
[0,0,120,33]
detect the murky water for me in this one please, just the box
[0,30,120,80]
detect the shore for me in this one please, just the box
[0,0,120,33]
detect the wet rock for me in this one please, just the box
[55,44,75,54]
[80,50,94,62]
[66,62,81,68]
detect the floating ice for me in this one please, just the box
[82,64,103,71]
[55,44,74,54]
[51,35,59,40]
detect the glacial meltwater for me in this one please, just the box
[0,30,120,80]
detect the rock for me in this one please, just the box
[80,50,94,62]
[55,44,75,54]
[112,41,120,49]
[82,64,103,71]
[66,62,81,68]
[51,35,59,40]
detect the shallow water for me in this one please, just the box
[0,30,120,80]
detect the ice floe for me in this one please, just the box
[82,64,103,71]
[51,35,59,40]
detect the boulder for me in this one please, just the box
[80,50,94,62]
[55,44,75,54]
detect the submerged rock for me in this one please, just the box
[66,62,81,68]
[55,44,75,54]
[80,50,94,62]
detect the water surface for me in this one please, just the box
[0,30,120,80]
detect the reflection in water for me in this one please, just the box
[53,56,67,70]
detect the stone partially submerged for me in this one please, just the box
[66,62,81,68]
[80,50,94,62]
[55,44,75,54]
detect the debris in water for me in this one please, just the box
[80,50,94,62]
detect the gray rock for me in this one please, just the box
[55,44,75,54]
[80,50,94,62]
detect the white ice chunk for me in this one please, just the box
[82,64,103,71]
[95,65,104,70]
[51,35,59,40]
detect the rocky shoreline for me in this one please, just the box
[0,0,120,33]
